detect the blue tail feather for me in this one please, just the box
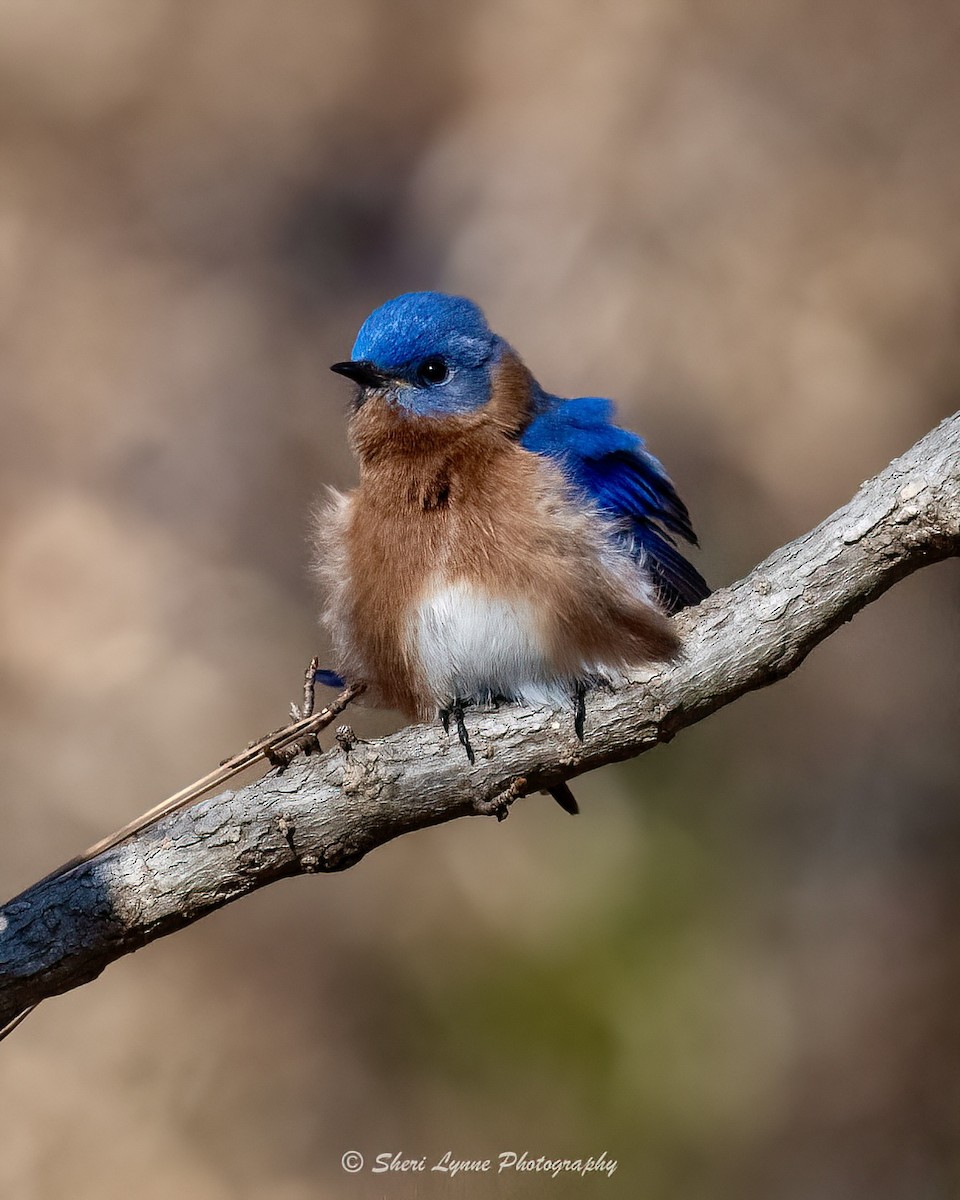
[313,668,346,689]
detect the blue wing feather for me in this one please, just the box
[522,396,709,614]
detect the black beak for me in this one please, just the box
[330,360,391,388]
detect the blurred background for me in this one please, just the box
[1,1,958,1197]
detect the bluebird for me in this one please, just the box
[0,299,706,1049]
[317,292,708,813]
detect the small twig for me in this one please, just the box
[0,1005,36,1042]
[291,656,321,721]
[474,776,528,820]
[34,681,365,889]
[0,679,365,1043]
[335,725,358,753]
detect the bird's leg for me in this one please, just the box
[453,702,475,764]
[439,699,475,764]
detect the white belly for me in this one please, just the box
[408,579,573,709]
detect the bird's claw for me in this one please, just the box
[573,679,587,741]
[440,700,475,764]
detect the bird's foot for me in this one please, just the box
[439,699,475,764]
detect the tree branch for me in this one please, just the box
[2,413,958,1028]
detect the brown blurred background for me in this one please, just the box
[1,1,959,1197]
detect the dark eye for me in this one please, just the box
[415,356,449,386]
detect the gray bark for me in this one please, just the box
[1,412,958,1028]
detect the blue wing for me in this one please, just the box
[522,396,709,614]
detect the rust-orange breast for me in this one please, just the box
[315,358,678,719]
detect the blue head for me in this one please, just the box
[331,292,503,416]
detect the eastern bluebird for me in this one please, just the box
[316,292,708,812]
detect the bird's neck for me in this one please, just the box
[350,400,477,469]
[349,401,502,515]
[348,349,538,475]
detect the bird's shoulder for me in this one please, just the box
[521,393,709,613]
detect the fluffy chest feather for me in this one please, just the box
[315,395,677,719]
[410,578,570,709]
